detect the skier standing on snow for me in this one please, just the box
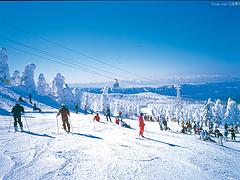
[75,103,79,114]
[29,93,32,104]
[11,102,25,132]
[56,104,71,133]
[229,126,236,141]
[217,131,223,146]
[93,113,100,122]
[224,129,228,141]
[138,113,145,137]
[105,107,112,122]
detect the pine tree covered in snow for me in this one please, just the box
[51,73,65,98]
[0,48,11,84]
[100,86,110,112]
[62,83,74,106]
[11,70,21,86]
[224,98,238,124]
[212,99,224,124]
[203,98,214,124]
[21,63,36,91]
[37,73,50,96]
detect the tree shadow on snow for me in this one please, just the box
[71,132,103,140]
[23,131,55,138]
[144,137,185,148]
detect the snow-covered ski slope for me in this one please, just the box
[0,112,240,180]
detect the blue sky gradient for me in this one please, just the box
[0,1,239,83]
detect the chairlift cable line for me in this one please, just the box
[4,23,156,82]
[0,35,134,80]
[2,43,115,80]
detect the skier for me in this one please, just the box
[234,122,239,133]
[11,102,25,132]
[163,117,168,130]
[32,103,42,112]
[105,107,112,122]
[224,129,228,141]
[93,113,100,122]
[217,132,223,146]
[120,120,131,128]
[29,93,32,104]
[229,126,236,141]
[138,113,145,137]
[56,104,71,133]
[18,96,26,103]
[75,103,79,114]
[224,123,228,131]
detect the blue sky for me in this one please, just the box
[0,1,239,83]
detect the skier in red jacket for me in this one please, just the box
[56,104,70,133]
[138,113,145,137]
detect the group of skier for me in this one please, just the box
[10,98,238,143]
[10,100,145,137]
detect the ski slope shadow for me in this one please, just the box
[71,132,103,140]
[144,137,185,148]
[23,130,55,138]
[221,145,240,153]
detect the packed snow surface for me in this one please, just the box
[0,112,239,180]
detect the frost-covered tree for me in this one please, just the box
[72,88,83,106]
[21,63,36,90]
[224,98,238,124]
[100,86,110,112]
[51,73,65,98]
[11,70,21,86]
[203,98,214,124]
[37,73,50,96]
[62,83,74,105]
[212,99,224,124]
[0,48,11,84]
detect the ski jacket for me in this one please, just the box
[138,115,145,127]
[94,115,100,122]
[58,107,70,119]
[11,104,24,117]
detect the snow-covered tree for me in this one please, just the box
[0,48,11,84]
[224,98,238,124]
[37,73,50,95]
[100,86,110,112]
[11,70,21,86]
[72,88,83,106]
[21,63,36,90]
[203,98,214,124]
[212,99,224,124]
[51,73,65,98]
[62,83,74,106]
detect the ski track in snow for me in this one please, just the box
[1,113,240,180]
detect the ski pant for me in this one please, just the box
[218,136,223,145]
[139,125,144,136]
[62,117,70,132]
[106,115,112,122]
[13,116,23,128]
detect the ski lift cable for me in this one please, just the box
[4,23,155,82]
[0,35,134,81]
[2,42,115,80]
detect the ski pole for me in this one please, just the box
[56,116,59,133]
[8,115,13,132]
[24,114,30,132]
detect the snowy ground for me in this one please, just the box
[0,112,240,180]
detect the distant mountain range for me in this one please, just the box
[70,80,240,103]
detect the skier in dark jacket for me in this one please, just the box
[11,102,25,131]
[229,127,236,141]
[105,107,112,122]
[56,104,71,133]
